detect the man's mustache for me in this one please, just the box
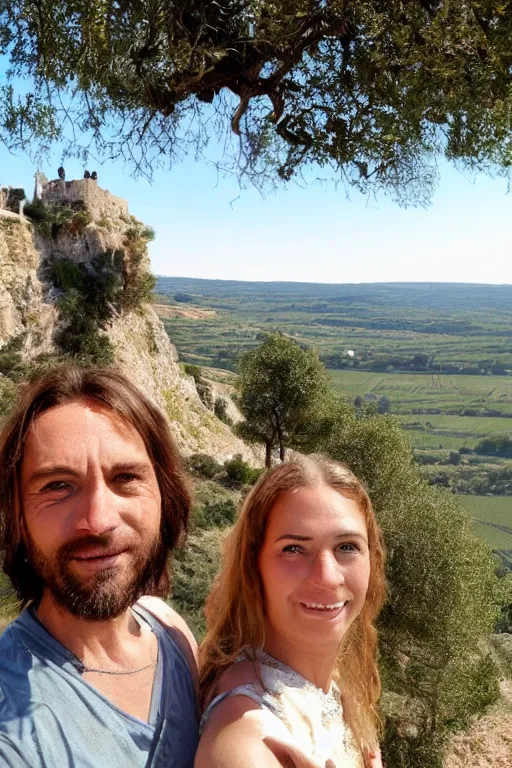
[58,533,132,560]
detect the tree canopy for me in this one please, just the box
[235,332,329,466]
[1,1,512,202]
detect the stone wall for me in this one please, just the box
[42,179,129,221]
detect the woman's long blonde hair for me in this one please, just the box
[199,454,386,754]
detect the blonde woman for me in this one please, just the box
[196,456,386,768]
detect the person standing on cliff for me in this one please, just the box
[0,365,198,767]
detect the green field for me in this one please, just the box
[329,370,512,414]
[329,370,512,450]
[460,495,512,564]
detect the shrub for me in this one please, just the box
[214,397,233,425]
[222,454,261,488]
[184,364,213,410]
[193,498,237,529]
[186,453,222,480]
[0,376,17,417]
[6,187,25,213]
[0,335,24,378]
[170,529,225,639]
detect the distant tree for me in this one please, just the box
[174,293,193,303]
[377,395,391,414]
[475,436,512,458]
[2,3,512,202]
[236,332,329,466]
[448,451,461,465]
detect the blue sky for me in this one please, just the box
[1,140,510,284]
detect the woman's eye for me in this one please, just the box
[282,544,303,555]
[337,542,360,554]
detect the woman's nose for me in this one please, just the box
[308,550,343,588]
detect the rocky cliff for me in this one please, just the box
[0,196,256,461]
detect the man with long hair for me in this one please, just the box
[0,366,198,767]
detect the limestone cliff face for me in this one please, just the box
[0,214,56,356]
[0,203,257,462]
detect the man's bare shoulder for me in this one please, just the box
[136,596,198,669]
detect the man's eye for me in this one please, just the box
[41,481,72,493]
[115,473,138,483]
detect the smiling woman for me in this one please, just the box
[197,456,386,768]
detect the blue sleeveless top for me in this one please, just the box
[0,604,198,767]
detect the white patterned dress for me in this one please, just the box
[200,650,363,768]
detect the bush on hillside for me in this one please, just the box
[193,498,237,530]
[221,454,261,489]
[214,397,233,426]
[184,364,213,410]
[0,376,17,418]
[0,335,25,378]
[170,529,225,639]
[186,453,222,480]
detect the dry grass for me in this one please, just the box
[444,675,512,767]
[154,304,216,320]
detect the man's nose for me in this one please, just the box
[308,550,343,588]
[77,480,122,534]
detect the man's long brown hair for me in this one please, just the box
[0,365,191,607]
[199,455,386,755]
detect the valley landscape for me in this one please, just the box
[155,278,512,569]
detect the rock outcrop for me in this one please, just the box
[0,187,257,462]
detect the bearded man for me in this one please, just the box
[0,366,198,767]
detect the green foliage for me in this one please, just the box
[5,187,25,213]
[174,293,193,303]
[221,453,261,489]
[0,375,17,417]
[214,397,232,425]
[3,3,512,202]
[170,529,225,639]
[187,453,222,480]
[490,633,512,675]
[475,435,512,458]
[47,233,156,364]
[24,199,89,238]
[193,498,237,530]
[50,253,120,365]
[184,364,213,410]
[122,271,157,312]
[0,335,24,378]
[236,332,330,465]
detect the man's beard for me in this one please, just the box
[27,532,168,621]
